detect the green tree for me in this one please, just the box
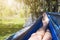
[23,0,46,21]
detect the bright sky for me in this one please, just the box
[0,0,31,20]
[0,0,30,22]
[0,0,26,17]
[0,0,25,11]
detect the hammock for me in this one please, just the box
[6,12,60,40]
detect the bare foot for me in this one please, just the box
[42,12,49,27]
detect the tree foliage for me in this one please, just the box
[23,0,46,20]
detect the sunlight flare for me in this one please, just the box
[7,0,14,6]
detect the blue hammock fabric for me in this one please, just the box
[6,12,60,40]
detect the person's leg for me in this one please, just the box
[34,12,50,40]
[42,29,52,40]
[28,13,52,40]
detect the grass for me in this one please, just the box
[0,18,25,40]
[0,34,11,40]
[0,28,22,40]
